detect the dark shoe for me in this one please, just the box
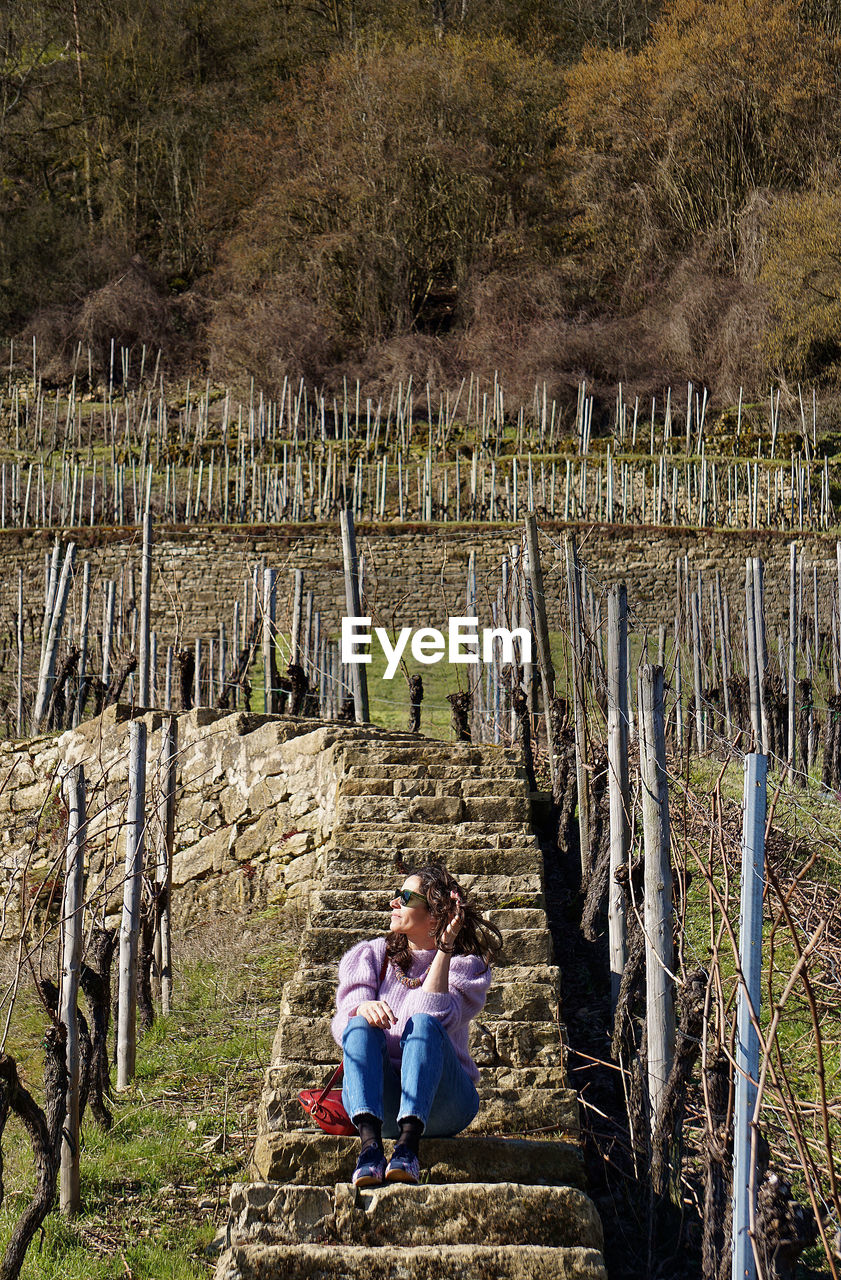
[352,1146,386,1188]
[385,1143,420,1184]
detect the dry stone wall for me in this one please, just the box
[0,707,362,937]
[0,523,835,651]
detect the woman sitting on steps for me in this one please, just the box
[331,863,503,1187]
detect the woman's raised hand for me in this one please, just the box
[439,890,465,952]
[356,1000,396,1028]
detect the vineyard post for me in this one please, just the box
[303,591,314,680]
[565,535,590,875]
[673,620,684,756]
[138,510,152,705]
[638,663,674,1129]
[164,645,173,711]
[466,551,480,742]
[340,505,369,722]
[59,763,86,1214]
[74,562,91,728]
[16,567,23,735]
[194,636,203,709]
[691,591,704,753]
[102,580,115,689]
[752,558,770,755]
[156,715,177,1015]
[117,719,147,1090]
[33,541,76,730]
[291,569,303,666]
[524,514,556,784]
[263,569,278,714]
[731,752,767,1280]
[716,572,732,735]
[606,583,629,1008]
[745,562,761,750]
[39,539,61,677]
[788,542,797,773]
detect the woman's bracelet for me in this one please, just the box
[437,943,454,955]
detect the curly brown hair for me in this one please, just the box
[385,864,503,973]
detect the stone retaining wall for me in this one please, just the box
[0,524,836,655]
[0,708,355,935]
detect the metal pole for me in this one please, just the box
[466,551,479,742]
[117,720,147,1090]
[291,569,303,666]
[156,716,177,1015]
[33,541,76,729]
[691,590,704,754]
[339,506,369,722]
[263,568,277,713]
[638,663,674,1130]
[752,558,769,756]
[102,580,115,688]
[565,536,590,875]
[732,753,767,1280]
[16,568,24,736]
[787,542,797,771]
[194,636,202,708]
[74,562,91,728]
[138,510,153,705]
[607,584,629,1010]
[59,764,86,1214]
[524,514,556,785]
[745,562,761,751]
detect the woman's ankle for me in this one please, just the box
[356,1113,383,1152]
[396,1116,424,1155]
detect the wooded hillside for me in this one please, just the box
[3,0,841,402]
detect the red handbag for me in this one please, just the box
[298,1062,356,1136]
[297,954,388,1136]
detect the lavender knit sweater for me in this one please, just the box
[331,936,492,1082]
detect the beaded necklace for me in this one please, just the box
[390,957,433,989]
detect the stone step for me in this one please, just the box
[282,961,559,989]
[216,1242,607,1280]
[299,927,553,967]
[228,1181,603,1250]
[260,1072,577,1138]
[336,794,531,825]
[329,849,541,879]
[280,971,560,1022]
[317,874,545,905]
[345,762,529,782]
[264,1061,572,1096]
[270,1015,563,1070]
[250,1132,587,1190]
[334,820,536,843]
[306,904,547,934]
[340,746,525,768]
[339,777,529,800]
[325,865,540,896]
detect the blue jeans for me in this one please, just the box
[341,1014,480,1139]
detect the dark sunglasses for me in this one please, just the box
[393,888,428,908]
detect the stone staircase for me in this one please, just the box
[214,731,606,1280]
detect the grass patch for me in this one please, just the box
[0,903,299,1279]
